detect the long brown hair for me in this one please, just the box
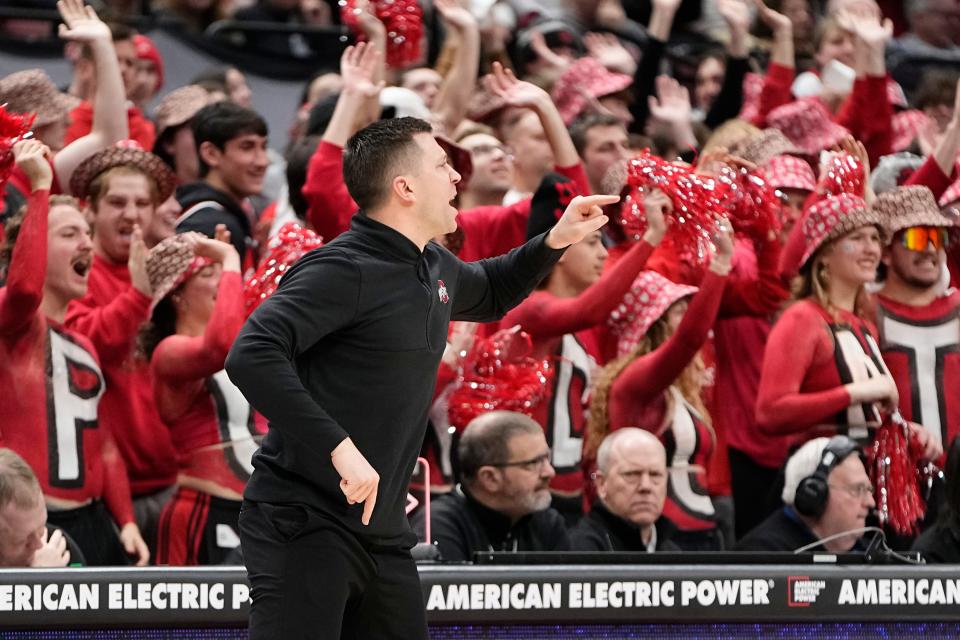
[585,316,710,462]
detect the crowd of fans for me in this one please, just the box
[1,0,960,569]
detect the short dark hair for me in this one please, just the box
[285,135,321,220]
[569,113,625,157]
[1,195,81,275]
[342,117,432,212]
[914,70,960,110]
[457,411,543,483]
[192,102,268,177]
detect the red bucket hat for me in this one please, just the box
[551,56,632,126]
[765,155,816,192]
[799,193,884,267]
[766,99,849,156]
[609,270,698,358]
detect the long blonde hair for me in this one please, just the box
[585,317,710,462]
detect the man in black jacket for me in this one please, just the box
[176,101,267,265]
[418,411,570,561]
[225,114,616,640]
[571,428,679,552]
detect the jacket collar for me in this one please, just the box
[589,500,667,550]
[351,213,424,264]
[459,485,530,544]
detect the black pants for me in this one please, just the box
[46,500,129,566]
[728,447,783,541]
[239,500,429,640]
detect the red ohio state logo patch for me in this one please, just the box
[437,280,449,304]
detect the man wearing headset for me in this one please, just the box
[736,436,876,553]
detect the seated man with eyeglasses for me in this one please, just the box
[736,436,876,553]
[570,429,679,552]
[415,411,570,562]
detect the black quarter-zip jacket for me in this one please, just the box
[226,213,565,545]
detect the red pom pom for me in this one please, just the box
[0,105,36,195]
[243,222,323,316]
[715,164,782,240]
[868,412,931,536]
[340,0,424,68]
[623,151,729,265]
[447,327,554,431]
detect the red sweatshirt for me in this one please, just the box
[499,240,656,494]
[152,272,264,495]
[303,140,590,261]
[0,190,134,525]
[64,101,156,151]
[756,299,888,441]
[597,270,727,531]
[65,256,178,495]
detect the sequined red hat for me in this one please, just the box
[765,155,816,192]
[799,193,884,267]
[551,56,632,126]
[340,0,423,68]
[766,99,849,156]
[609,270,698,357]
[941,175,960,208]
[0,104,36,196]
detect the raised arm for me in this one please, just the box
[152,235,244,383]
[485,62,580,168]
[612,233,732,401]
[306,43,380,238]
[432,0,481,136]
[706,0,751,128]
[0,141,52,336]
[452,194,618,321]
[53,0,128,194]
[629,0,681,131]
[504,190,668,338]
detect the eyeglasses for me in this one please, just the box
[829,482,874,499]
[900,226,948,252]
[489,451,551,472]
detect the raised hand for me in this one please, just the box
[647,75,692,126]
[528,30,570,70]
[340,41,384,99]
[30,528,70,568]
[546,194,620,249]
[753,0,792,34]
[838,8,892,48]
[57,0,111,43]
[717,0,752,35]
[331,437,380,525]
[583,32,637,76]
[642,188,670,246]
[484,62,550,110]
[12,139,53,191]
[435,0,477,32]
[710,217,735,274]
[128,225,152,297]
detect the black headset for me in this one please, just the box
[793,435,861,519]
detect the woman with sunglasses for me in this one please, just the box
[756,193,940,461]
[870,186,956,463]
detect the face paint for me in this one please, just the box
[838,239,858,254]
